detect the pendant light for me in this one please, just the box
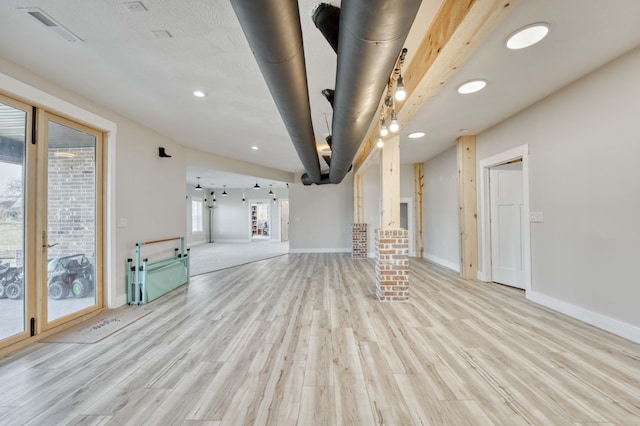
[268,184,274,195]
[389,111,399,133]
[222,185,228,196]
[395,75,406,101]
[253,178,260,189]
[195,177,202,190]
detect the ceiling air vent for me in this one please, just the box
[18,7,83,42]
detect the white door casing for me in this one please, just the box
[490,162,524,288]
[478,144,531,294]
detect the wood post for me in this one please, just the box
[354,172,364,223]
[380,135,400,228]
[414,163,424,258]
[457,135,478,280]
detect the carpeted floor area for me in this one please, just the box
[188,240,289,276]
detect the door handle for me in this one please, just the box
[43,243,58,249]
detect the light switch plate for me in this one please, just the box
[530,212,544,223]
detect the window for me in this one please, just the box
[191,197,203,234]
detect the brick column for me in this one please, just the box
[352,223,368,259]
[375,229,409,301]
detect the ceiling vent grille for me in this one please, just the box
[18,7,83,42]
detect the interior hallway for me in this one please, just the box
[0,254,638,424]
[188,241,289,276]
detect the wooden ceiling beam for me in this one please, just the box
[353,0,517,173]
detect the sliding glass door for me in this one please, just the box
[0,96,29,344]
[44,114,102,325]
[0,94,103,350]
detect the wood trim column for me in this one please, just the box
[354,172,364,223]
[457,135,478,280]
[414,163,424,258]
[380,135,400,228]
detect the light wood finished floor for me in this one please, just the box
[1,254,639,425]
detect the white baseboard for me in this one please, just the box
[212,239,252,243]
[188,240,207,247]
[527,291,640,344]
[477,271,490,282]
[110,294,128,308]
[424,253,460,273]
[289,248,351,254]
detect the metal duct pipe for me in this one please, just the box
[301,172,332,186]
[312,3,341,53]
[231,0,321,183]
[329,0,422,184]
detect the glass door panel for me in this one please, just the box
[46,118,99,323]
[0,100,27,342]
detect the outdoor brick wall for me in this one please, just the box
[47,147,96,258]
[352,223,367,259]
[375,228,409,301]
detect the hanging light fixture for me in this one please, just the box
[222,185,228,196]
[212,191,216,205]
[377,137,384,148]
[380,117,389,137]
[395,75,406,101]
[268,184,274,195]
[242,193,246,205]
[389,110,399,133]
[253,178,260,189]
[195,177,202,190]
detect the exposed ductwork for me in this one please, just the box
[328,0,422,184]
[311,3,341,54]
[230,0,322,184]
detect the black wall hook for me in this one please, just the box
[159,147,172,158]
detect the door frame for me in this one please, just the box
[400,197,415,257]
[478,144,531,293]
[38,112,105,331]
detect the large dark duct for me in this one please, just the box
[230,0,321,183]
[328,0,422,184]
[312,3,341,53]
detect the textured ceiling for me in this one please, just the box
[1,1,639,189]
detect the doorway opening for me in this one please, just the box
[400,197,415,256]
[478,145,531,293]
[489,161,524,289]
[250,201,270,240]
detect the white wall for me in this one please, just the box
[208,187,288,242]
[288,174,353,252]
[360,162,415,257]
[423,147,460,271]
[477,46,640,335]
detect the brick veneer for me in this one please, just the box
[375,228,409,301]
[352,223,368,259]
[47,147,96,258]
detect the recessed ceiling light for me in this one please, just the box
[193,91,206,98]
[251,146,259,150]
[457,79,487,94]
[459,128,470,133]
[408,131,425,139]
[506,23,549,50]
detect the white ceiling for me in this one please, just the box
[1,0,639,189]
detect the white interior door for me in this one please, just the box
[490,162,524,288]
